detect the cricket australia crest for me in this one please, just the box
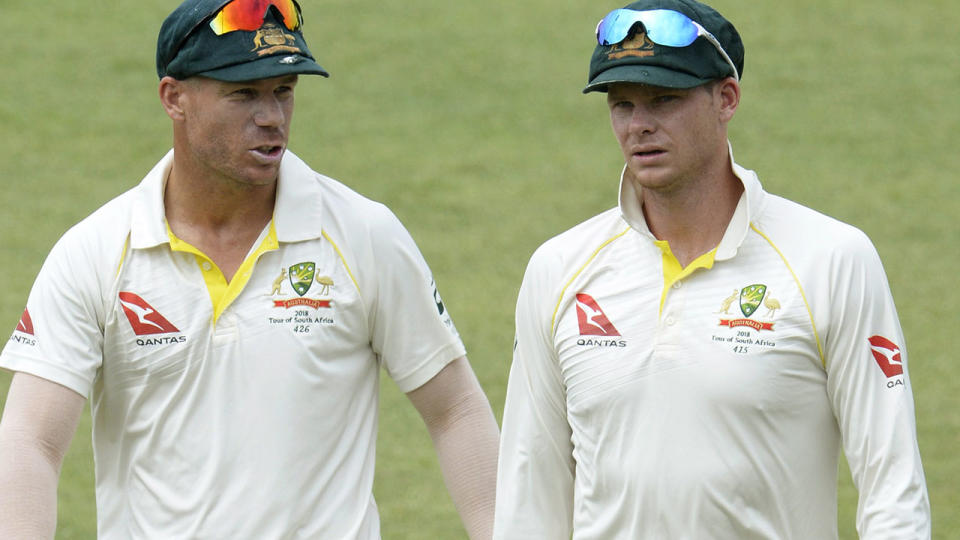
[289,262,316,296]
[712,283,782,354]
[716,283,779,332]
[739,284,767,317]
[270,262,333,312]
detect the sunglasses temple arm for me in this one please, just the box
[701,32,739,81]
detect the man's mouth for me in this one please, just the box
[254,145,283,156]
[249,145,285,164]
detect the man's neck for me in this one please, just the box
[163,163,277,281]
[639,169,743,268]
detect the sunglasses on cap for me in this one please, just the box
[595,8,739,81]
[208,0,303,35]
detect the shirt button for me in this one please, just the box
[672,281,682,289]
[201,261,213,271]
[665,316,676,326]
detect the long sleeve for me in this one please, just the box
[821,231,930,538]
[494,251,575,539]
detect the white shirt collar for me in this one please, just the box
[129,149,325,249]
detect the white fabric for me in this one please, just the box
[1,150,466,539]
[494,152,930,539]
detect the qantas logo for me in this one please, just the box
[118,292,180,335]
[9,307,37,347]
[575,294,620,336]
[16,307,34,335]
[868,335,903,378]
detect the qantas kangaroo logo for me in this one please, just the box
[575,293,621,336]
[868,335,903,378]
[16,308,34,335]
[118,292,180,335]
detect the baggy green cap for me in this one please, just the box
[157,0,329,81]
[584,0,743,92]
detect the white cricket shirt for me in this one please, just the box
[2,150,465,539]
[494,150,930,539]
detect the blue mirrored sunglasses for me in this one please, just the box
[595,8,739,81]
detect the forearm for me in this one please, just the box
[408,357,500,540]
[0,432,61,539]
[0,372,85,539]
[425,389,500,540]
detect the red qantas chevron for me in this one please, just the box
[118,292,180,335]
[16,308,34,335]
[575,293,621,336]
[868,335,903,378]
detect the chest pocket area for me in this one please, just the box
[250,249,370,366]
[101,290,198,390]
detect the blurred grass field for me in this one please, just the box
[1,1,957,538]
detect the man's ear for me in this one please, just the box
[716,77,741,123]
[158,76,188,121]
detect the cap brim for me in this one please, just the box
[583,64,712,93]
[197,53,329,82]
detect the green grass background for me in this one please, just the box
[1,1,957,538]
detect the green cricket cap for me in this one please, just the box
[584,0,743,92]
[157,0,329,81]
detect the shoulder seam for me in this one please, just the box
[749,222,826,368]
[321,229,362,298]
